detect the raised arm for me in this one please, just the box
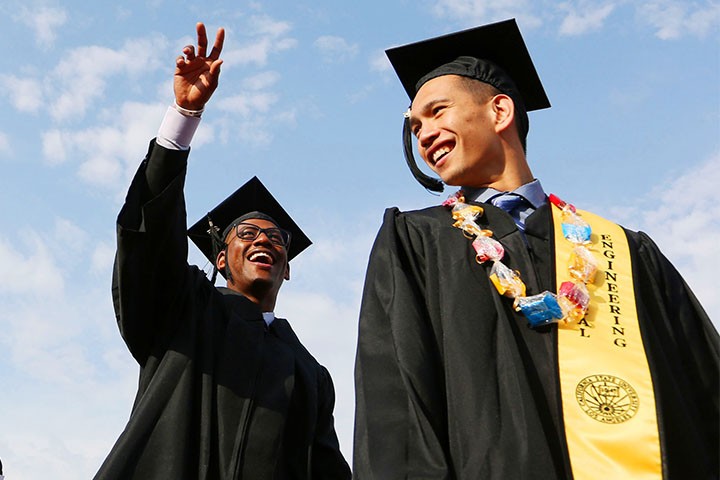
[113,23,225,364]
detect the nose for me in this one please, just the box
[418,123,439,150]
[417,124,440,163]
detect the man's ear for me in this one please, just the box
[216,249,226,271]
[284,261,290,281]
[491,94,515,134]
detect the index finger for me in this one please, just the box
[207,27,225,61]
[196,22,208,58]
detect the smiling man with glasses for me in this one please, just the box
[94,23,351,480]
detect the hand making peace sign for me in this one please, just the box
[174,22,225,111]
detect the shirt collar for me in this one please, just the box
[464,178,546,208]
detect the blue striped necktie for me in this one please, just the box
[491,194,530,231]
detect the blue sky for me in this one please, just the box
[0,0,718,477]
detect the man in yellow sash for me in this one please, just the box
[353,19,718,479]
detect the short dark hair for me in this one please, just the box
[457,75,500,100]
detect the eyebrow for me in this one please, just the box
[409,97,451,129]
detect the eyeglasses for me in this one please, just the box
[233,223,291,247]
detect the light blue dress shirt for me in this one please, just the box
[464,179,547,230]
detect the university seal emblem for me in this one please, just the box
[575,374,639,424]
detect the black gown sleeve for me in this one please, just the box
[354,208,450,479]
[112,140,192,365]
[629,230,719,477]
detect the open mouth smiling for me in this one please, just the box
[248,250,275,266]
[433,146,451,163]
[429,142,454,166]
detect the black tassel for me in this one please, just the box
[207,215,224,284]
[403,115,444,193]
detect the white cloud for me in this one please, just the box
[0,219,96,296]
[0,75,44,112]
[218,91,280,116]
[0,217,132,479]
[247,14,293,37]
[427,0,719,39]
[559,3,616,36]
[638,0,720,39]
[6,307,95,384]
[0,272,134,478]
[41,101,168,190]
[609,153,720,322]
[78,154,123,187]
[52,217,90,257]
[430,0,542,29]
[14,6,68,49]
[42,129,68,164]
[217,117,274,146]
[27,15,296,178]
[214,70,299,145]
[0,233,65,295]
[49,35,168,122]
[314,35,359,63]
[241,71,281,90]
[91,242,116,274]
[222,17,297,68]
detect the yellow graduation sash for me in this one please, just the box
[552,207,662,479]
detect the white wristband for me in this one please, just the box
[173,101,204,118]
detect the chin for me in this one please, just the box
[437,172,465,187]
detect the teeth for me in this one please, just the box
[249,252,273,264]
[433,146,451,162]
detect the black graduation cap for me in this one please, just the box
[386,18,549,109]
[385,19,550,192]
[187,176,311,278]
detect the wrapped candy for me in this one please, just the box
[442,191,465,207]
[442,190,601,330]
[453,217,485,238]
[557,281,590,323]
[472,234,505,263]
[450,202,485,238]
[548,194,576,213]
[561,210,592,244]
[558,281,590,309]
[515,292,564,327]
[451,204,483,222]
[550,194,590,244]
[489,261,526,298]
[568,246,598,284]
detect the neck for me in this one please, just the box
[226,282,278,312]
[486,122,533,191]
[486,167,533,192]
[474,148,534,192]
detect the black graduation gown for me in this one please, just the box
[95,141,351,480]
[353,201,719,479]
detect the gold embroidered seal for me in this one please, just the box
[575,374,639,424]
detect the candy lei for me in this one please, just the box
[443,190,599,328]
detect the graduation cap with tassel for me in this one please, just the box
[187,176,312,283]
